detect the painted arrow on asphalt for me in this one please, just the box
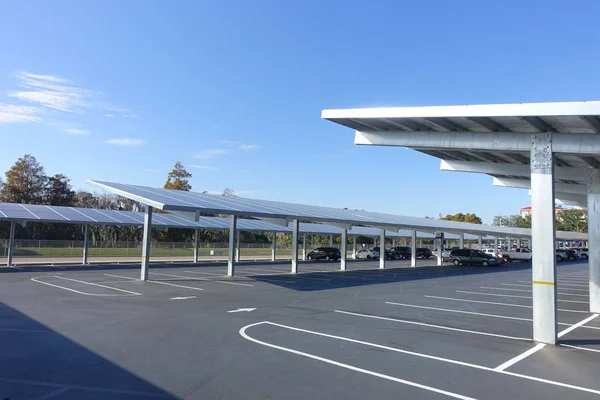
[228,308,257,313]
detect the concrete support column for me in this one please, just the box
[459,233,464,249]
[418,239,422,247]
[392,238,397,247]
[494,237,499,255]
[329,234,333,247]
[227,215,237,277]
[291,219,299,274]
[235,231,240,262]
[478,236,482,250]
[436,238,443,266]
[140,207,153,281]
[271,231,276,262]
[411,230,416,267]
[82,224,89,265]
[373,236,377,247]
[531,132,557,344]
[302,233,307,261]
[7,221,15,267]
[379,229,386,269]
[340,229,348,271]
[352,236,357,259]
[587,169,600,313]
[517,238,522,248]
[193,229,199,263]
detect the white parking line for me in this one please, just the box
[456,290,588,304]
[183,270,297,284]
[501,283,589,292]
[480,287,589,297]
[561,344,600,353]
[240,321,476,400]
[53,276,142,295]
[334,310,531,341]
[494,343,546,371]
[558,314,599,338]
[104,273,205,291]
[424,295,588,313]
[150,272,254,287]
[240,321,600,397]
[31,276,141,297]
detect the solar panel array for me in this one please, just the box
[87,180,588,240]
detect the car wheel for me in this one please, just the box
[326,256,331,261]
[557,255,563,262]
[308,255,313,261]
[502,256,510,263]
[453,259,460,266]
[367,255,371,259]
[569,256,575,261]
[482,260,489,267]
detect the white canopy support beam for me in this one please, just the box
[356,130,600,156]
[459,233,464,248]
[235,230,240,262]
[271,231,276,262]
[478,236,482,250]
[352,235,357,259]
[379,229,386,269]
[141,207,153,281]
[7,221,15,267]
[588,169,600,313]
[329,234,333,247]
[494,177,586,195]
[441,160,588,182]
[411,230,417,267]
[194,229,199,263]
[82,224,89,265]
[494,237,499,253]
[302,233,307,261]
[531,133,558,344]
[228,215,237,277]
[291,219,299,274]
[340,228,348,271]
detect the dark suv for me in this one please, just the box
[448,249,499,267]
[372,247,396,260]
[393,246,411,259]
[307,247,341,261]
[416,248,433,259]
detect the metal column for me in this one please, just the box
[140,207,153,281]
[478,236,482,250]
[329,234,333,247]
[228,215,237,277]
[271,231,276,262]
[193,229,199,263]
[7,221,15,267]
[531,132,557,344]
[82,224,89,265]
[235,230,240,262]
[340,229,348,271]
[436,237,443,266]
[352,236,357,259]
[302,233,307,261]
[459,233,464,249]
[291,219,299,273]
[379,229,386,269]
[588,169,600,313]
[494,237,499,254]
[411,230,416,267]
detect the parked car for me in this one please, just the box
[307,247,341,261]
[372,247,396,260]
[498,248,532,262]
[576,248,589,260]
[393,246,411,259]
[416,248,433,259]
[356,249,380,260]
[556,249,569,262]
[561,249,580,261]
[483,249,499,257]
[448,249,500,267]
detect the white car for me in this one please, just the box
[356,249,380,260]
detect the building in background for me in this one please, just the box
[520,204,564,217]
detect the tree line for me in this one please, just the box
[493,209,587,232]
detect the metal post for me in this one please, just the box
[194,229,199,263]
[352,235,357,259]
[459,233,464,249]
[392,238,396,248]
[588,169,600,312]
[271,231,276,262]
[140,207,153,281]
[7,221,15,266]
[531,132,557,344]
[227,215,237,276]
[291,219,299,273]
[411,230,416,267]
[340,229,348,271]
[478,236,482,250]
[235,230,240,262]
[494,237,499,255]
[329,234,333,247]
[379,229,386,269]
[302,233,307,261]
[82,224,89,265]
[436,238,443,266]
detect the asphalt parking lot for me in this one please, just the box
[1,258,598,399]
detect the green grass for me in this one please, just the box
[11,247,295,258]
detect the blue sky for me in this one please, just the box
[1,0,599,224]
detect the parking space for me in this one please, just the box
[1,260,598,399]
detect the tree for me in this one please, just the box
[440,212,482,224]
[164,161,192,191]
[46,174,75,206]
[556,209,587,233]
[0,154,48,204]
[222,188,236,197]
